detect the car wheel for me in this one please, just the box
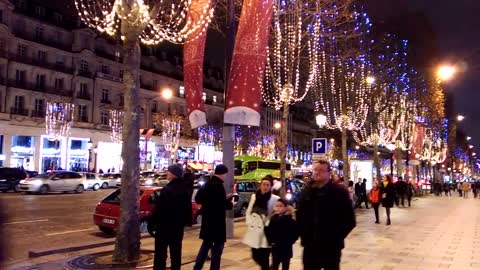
[75,184,84,194]
[139,219,149,233]
[195,214,202,225]
[92,184,100,191]
[99,226,114,235]
[101,182,109,189]
[39,185,49,195]
[13,184,21,193]
[240,204,248,217]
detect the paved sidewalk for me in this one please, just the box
[7,195,480,270]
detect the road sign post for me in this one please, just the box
[312,138,328,161]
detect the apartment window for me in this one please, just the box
[17,0,26,10]
[79,83,88,97]
[78,105,88,122]
[14,95,24,109]
[15,70,26,84]
[34,99,44,113]
[53,13,63,23]
[119,94,124,107]
[37,51,47,63]
[100,112,109,125]
[101,65,109,74]
[0,39,5,52]
[17,44,27,57]
[179,86,185,98]
[119,70,123,78]
[115,51,121,61]
[213,95,217,104]
[0,10,3,24]
[35,27,44,40]
[152,102,157,113]
[202,92,207,102]
[101,89,109,101]
[80,60,89,73]
[36,74,46,90]
[54,31,62,42]
[55,78,64,90]
[35,6,45,17]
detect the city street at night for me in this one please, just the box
[4,194,480,270]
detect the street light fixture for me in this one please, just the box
[366,76,375,85]
[162,88,173,114]
[467,136,472,141]
[274,122,281,129]
[437,65,456,82]
[316,112,327,128]
[469,145,474,149]
[456,115,465,122]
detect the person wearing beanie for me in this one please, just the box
[193,164,234,270]
[150,163,191,270]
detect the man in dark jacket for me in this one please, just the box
[297,160,356,270]
[193,164,233,270]
[395,177,407,206]
[150,164,191,270]
[354,178,363,208]
[360,179,369,209]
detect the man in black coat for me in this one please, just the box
[297,160,356,270]
[360,179,369,209]
[150,164,191,270]
[193,164,233,270]
[395,177,407,206]
[354,178,363,208]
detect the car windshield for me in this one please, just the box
[102,190,144,205]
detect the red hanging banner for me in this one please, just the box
[410,123,425,160]
[183,0,213,129]
[224,0,274,126]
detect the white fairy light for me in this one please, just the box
[74,0,214,44]
[109,110,125,143]
[45,102,75,141]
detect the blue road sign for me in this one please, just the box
[312,138,327,155]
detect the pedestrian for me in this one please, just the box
[472,182,477,198]
[360,179,369,209]
[458,182,463,197]
[443,183,450,197]
[381,175,395,225]
[297,160,356,270]
[395,177,407,207]
[243,176,279,270]
[462,181,470,199]
[264,199,299,270]
[369,179,382,224]
[406,179,415,207]
[99,168,104,174]
[354,178,363,208]
[193,164,234,270]
[149,164,191,270]
[348,180,354,208]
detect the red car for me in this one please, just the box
[93,186,202,234]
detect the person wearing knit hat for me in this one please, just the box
[193,163,233,270]
[150,163,190,270]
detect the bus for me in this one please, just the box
[234,155,291,181]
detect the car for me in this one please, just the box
[233,179,259,217]
[79,173,103,191]
[0,167,28,192]
[99,173,120,188]
[284,178,306,208]
[93,186,202,234]
[19,171,86,194]
[140,172,168,187]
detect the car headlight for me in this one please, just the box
[199,180,205,186]
[285,193,293,201]
[145,179,153,186]
[19,180,26,184]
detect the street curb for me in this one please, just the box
[28,217,245,259]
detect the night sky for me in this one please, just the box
[367,0,480,149]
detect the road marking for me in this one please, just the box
[3,219,49,225]
[45,228,94,236]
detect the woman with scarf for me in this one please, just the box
[243,177,280,270]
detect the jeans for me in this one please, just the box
[303,247,341,270]
[372,203,380,222]
[271,247,291,270]
[154,229,184,270]
[193,240,225,270]
[251,248,271,270]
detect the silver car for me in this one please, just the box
[79,173,103,191]
[19,171,86,194]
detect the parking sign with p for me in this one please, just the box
[312,138,327,160]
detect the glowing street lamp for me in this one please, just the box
[274,122,281,129]
[366,76,375,85]
[467,136,472,141]
[469,145,474,149]
[437,65,456,82]
[456,115,465,122]
[316,112,327,128]
[161,88,173,100]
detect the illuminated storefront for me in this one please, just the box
[10,135,35,171]
[67,138,90,172]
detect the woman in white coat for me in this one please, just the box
[243,177,279,270]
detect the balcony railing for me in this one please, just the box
[10,107,29,116]
[13,30,71,51]
[8,80,72,97]
[77,93,91,100]
[100,99,112,104]
[31,110,45,118]
[96,72,122,83]
[78,70,92,78]
[8,52,74,74]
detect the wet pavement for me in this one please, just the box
[4,193,480,270]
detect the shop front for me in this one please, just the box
[67,138,90,172]
[10,135,35,171]
[40,136,64,172]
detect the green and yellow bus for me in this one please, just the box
[234,155,291,181]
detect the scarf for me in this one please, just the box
[252,190,271,216]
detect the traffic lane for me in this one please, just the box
[1,189,116,263]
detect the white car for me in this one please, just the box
[79,173,103,191]
[100,173,121,188]
[19,171,86,194]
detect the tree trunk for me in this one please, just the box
[280,100,289,195]
[395,141,403,179]
[373,140,381,180]
[341,126,348,185]
[112,40,141,263]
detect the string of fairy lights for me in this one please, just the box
[45,102,75,141]
[74,0,215,44]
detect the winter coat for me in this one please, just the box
[395,180,407,195]
[381,181,396,208]
[195,175,233,243]
[406,183,415,197]
[242,193,279,249]
[369,187,381,204]
[264,213,299,258]
[150,178,191,234]
[354,182,363,196]
[297,181,356,251]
